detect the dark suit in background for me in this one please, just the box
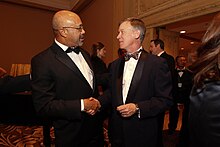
[0,74,31,95]
[158,52,175,146]
[160,52,176,133]
[149,39,175,147]
[174,67,192,147]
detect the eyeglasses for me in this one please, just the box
[62,25,84,32]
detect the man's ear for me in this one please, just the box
[59,29,67,38]
[134,30,141,39]
[156,44,161,49]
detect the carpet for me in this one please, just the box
[0,124,54,147]
[0,110,181,147]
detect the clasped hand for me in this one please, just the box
[83,98,101,115]
[117,103,137,117]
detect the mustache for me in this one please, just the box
[80,35,85,39]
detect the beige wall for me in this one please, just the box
[0,0,114,72]
[1,0,219,72]
[0,2,54,72]
[80,0,114,65]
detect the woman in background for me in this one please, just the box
[189,12,220,147]
[91,42,108,95]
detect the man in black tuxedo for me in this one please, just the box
[98,18,172,147]
[149,39,175,147]
[173,56,193,147]
[31,10,103,147]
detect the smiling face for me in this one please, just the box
[116,21,140,53]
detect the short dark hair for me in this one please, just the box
[150,39,164,50]
[175,55,185,62]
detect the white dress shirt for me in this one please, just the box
[55,39,93,111]
[157,51,165,56]
[122,47,142,104]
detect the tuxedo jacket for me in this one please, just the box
[31,42,103,147]
[160,52,175,77]
[99,50,173,147]
[189,81,220,147]
[173,68,193,104]
[160,52,176,96]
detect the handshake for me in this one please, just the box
[83,98,101,115]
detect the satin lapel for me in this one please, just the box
[116,58,125,105]
[51,44,89,85]
[80,49,96,90]
[125,50,147,103]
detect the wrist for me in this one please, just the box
[135,103,140,113]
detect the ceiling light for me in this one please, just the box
[181,47,184,50]
[180,30,186,34]
[190,41,194,44]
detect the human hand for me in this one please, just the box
[83,98,101,115]
[117,103,137,117]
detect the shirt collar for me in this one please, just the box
[157,51,164,56]
[55,39,68,51]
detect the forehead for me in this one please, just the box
[150,41,156,46]
[178,57,186,61]
[119,21,132,30]
[63,13,82,26]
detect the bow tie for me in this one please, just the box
[124,49,142,61]
[65,47,80,54]
[177,69,184,72]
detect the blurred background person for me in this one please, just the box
[172,56,193,147]
[149,39,175,147]
[189,12,220,147]
[91,42,109,95]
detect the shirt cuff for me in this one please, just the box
[81,99,84,111]
[135,103,140,118]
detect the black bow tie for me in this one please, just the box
[124,49,142,61]
[65,47,80,54]
[177,69,184,72]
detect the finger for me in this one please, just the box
[121,113,129,117]
[118,107,129,113]
[89,97,94,101]
[117,105,127,111]
[86,109,95,115]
